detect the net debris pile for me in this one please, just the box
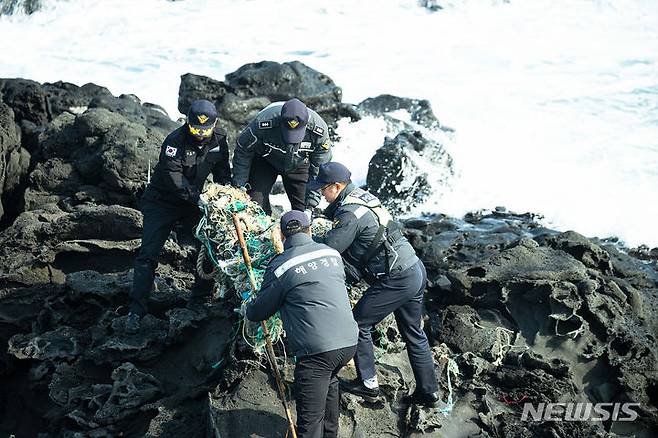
[195,183,284,353]
[195,186,404,357]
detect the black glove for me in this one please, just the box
[188,187,201,205]
[311,207,324,219]
[305,189,321,209]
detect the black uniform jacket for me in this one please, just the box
[147,125,231,205]
[318,184,419,281]
[232,102,331,189]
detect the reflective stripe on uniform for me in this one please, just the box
[274,248,342,278]
[353,206,370,219]
[342,193,393,226]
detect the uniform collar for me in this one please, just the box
[283,232,313,249]
[324,183,356,218]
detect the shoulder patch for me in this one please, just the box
[312,125,325,136]
[238,127,258,149]
[321,139,331,150]
[259,120,273,129]
[165,145,177,157]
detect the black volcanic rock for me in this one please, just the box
[43,81,114,116]
[358,94,443,130]
[27,107,163,209]
[367,130,453,214]
[0,78,50,126]
[224,60,342,115]
[0,101,30,221]
[178,60,358,144]
[0,64,656,437]
[0,78,177,146]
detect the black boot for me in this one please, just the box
[338,378,380,402]
[405,390,440,408]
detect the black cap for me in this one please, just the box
[307,162,352,191]
[280,98,309,144]
[280,210,310,237]
[188,99,218,128]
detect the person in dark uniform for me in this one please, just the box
[126,99,231,333]
[246,210,358,438]
[232,98,332,215]
[308,162,440,407]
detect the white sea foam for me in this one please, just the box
[1,0,657,246]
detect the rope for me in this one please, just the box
[196,246,216,280]
[194,184,284,353]
[231,210,297,438]
[439,357,460,416]
[473,321,527,367]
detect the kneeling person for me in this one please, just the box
[246,210,358,438]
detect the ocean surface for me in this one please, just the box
[1,0,657,247]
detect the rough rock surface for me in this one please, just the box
[0,63,656,437]
[0,101,30,221]
[0,78,178,229]
[357,94,446,132]
[367,130,453,214]
[178,60,358,144]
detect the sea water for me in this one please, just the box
[1,0,657,247]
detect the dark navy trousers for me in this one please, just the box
[294,345,357,438]
[352,260,438,395]
[129,190,212,316]
[246,156,309,215]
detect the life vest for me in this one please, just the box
[340,188,403,278]
[341,187,393,226]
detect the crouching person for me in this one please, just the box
[126,99,231,333]
[246,210,358,438]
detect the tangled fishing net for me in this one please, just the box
[195,183,404,357]
[195,184,284,354]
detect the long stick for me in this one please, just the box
[232,213,297,438]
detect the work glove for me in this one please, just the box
[311,207,325,220]
[305,189,321,209]
[232,181,251,192]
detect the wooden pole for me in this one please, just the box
[232,213,297,438]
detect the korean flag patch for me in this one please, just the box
[165,145,177,157]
